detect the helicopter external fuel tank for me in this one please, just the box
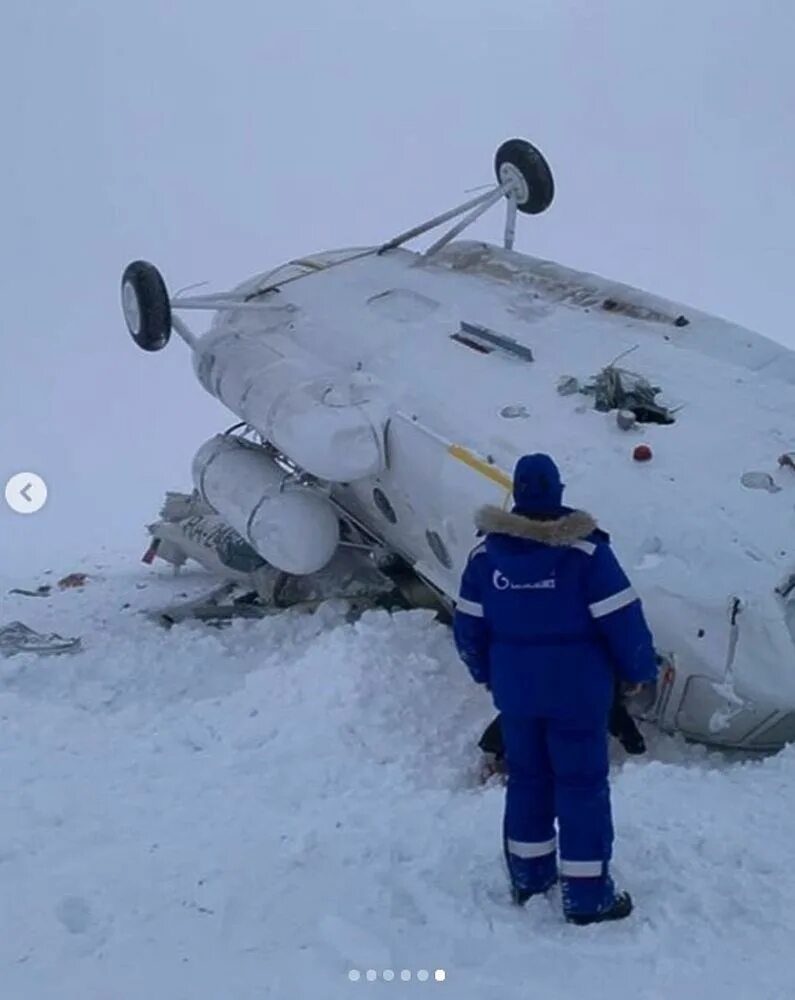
[191,434,339,575]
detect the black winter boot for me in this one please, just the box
[478,716,504,757]
[566,891,633,926]
[609,702,646,755]
[618,725,646,756]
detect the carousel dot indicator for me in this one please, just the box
[348,970,360,982]
[417,970,430,982]
[435,969,446,982]
[400,970,412,981]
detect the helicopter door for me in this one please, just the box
[383,414,510,596]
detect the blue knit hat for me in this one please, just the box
[512,453,565,513]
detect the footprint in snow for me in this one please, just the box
[55,895,93,935]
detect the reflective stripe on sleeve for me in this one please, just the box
[589,585,637,619]
[506,837,557,859]
[570,540,596,556]
[468,541,487,561]
[560,859,604,878]
[456,597,484,618]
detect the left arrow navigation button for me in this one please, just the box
[5,473,48,514]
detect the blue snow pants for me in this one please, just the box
[500,713,615,915]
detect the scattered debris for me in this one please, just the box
[776,574,795,600]
[148,548,406,628]
[557,375,580,396]
[160,490,214,522]
[778,453,795,471]
[582,361,674,425]
[500,404,530,419]
[8,585,52,598]
[741,472,782,494]
[154,583,268,628]
[616,409,637,431]
[58,573,89,590]
[0,621,81,657]
[141,539,161,565]
[146,493,267,582]
[633,445,653,462]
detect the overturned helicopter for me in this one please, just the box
[121,138,795,752]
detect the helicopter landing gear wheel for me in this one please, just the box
[494,139,555,215]
[121,260,172,352]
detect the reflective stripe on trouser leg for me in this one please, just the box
[503,828,558,895]
[560,859,605,877]
[506,837,556,860]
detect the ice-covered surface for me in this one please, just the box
[2,559,795,999]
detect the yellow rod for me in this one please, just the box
[448,444,512,490]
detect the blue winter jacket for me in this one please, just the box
[453,505,658,723]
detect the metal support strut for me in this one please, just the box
[168,181,517,317]
[423,186,507,258]
[503,195,518,251]
[378,186,502,255]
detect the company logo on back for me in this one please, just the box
[493,570,556,592]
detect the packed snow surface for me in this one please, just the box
[2,557,795,999]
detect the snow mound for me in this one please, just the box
[2,566,795,999]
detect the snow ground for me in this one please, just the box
[3,557,795,1000]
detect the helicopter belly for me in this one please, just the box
[120,135,795,751]
[185,244,795,752]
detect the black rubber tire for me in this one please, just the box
[494,138,555,215]
[121,260,172,351]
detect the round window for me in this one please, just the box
[426,530,452,569]
[373,487,397,524]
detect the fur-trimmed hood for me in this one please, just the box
[475,506,598,546]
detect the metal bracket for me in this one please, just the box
[458,321,534,362]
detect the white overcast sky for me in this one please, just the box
[1,0,794,569]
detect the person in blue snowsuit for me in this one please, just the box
[453,453,657,925]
